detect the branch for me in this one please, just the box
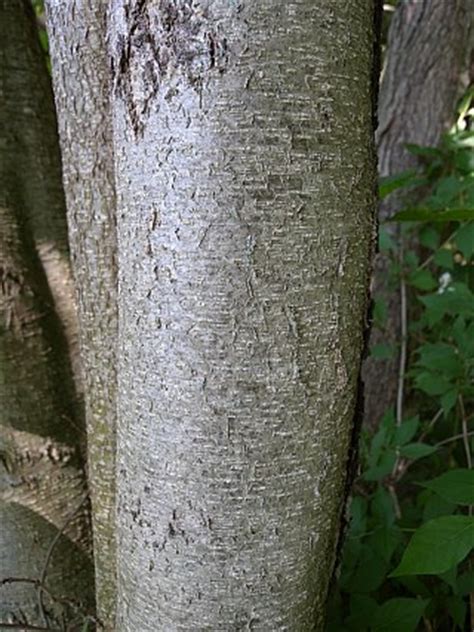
[396,266,407,427]
[458,395,472,469]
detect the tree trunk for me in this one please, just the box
[0,0,94,626]
[45,2,118,629]
[108,1,377,629]
[363,0,472,428]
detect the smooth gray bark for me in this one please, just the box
[363,0,473,428]
[110,2,377,630]
[0,0,94,626]
[45,2,118,628]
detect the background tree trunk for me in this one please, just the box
[363,0,473,428]
[108,1,377,629]
[45,2,118,629]
[0,0,94,626]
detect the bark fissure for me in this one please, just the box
[113,0,229,137]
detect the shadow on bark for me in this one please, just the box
[0,0,95,627]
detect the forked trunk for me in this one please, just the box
[0,0,94,626]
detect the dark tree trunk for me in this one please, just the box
[363,0,472,428]
[0,0,94,626]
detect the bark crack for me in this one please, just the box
[113,0,230,137]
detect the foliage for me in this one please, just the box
[31,0,49,62]
[327,90,474,631]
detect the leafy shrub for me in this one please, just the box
[327,89,474,632]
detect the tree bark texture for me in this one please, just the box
[45,2,118,628]
[110,2,377,630]
[363,0,473,428]
[0,0,94,625]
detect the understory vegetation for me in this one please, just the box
[328,90,474,632]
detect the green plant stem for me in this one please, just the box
[419,408,444,443]
[418,228,459,270]
[396,264,408,428]
[423,615,434,632]
[388,483,401,519]
[391,254,408,494]
[436,430,474,447]
[458,395,472,469]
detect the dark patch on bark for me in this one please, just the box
[113,0,230,137]
[371,0,383,132]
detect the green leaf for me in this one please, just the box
[379,170,419,199]
[394,576,431,598]
[326,591,347,632]
[438,565,458,590]
[392,208,474,222]
[341,538,363,581]
[373,299,388,327]
[453,319,474,355]
[403,250,419,270]
[432,175,466,205]
[390,516,474,576]
[454,148,474,173]
[417,343,463,377]
[420,282,474,323]
[369,411,395,462]
[455,88,474,121]
[414,371,452,396]
[367,526,402,563]
[378,227,398,253]
[441,389,458,415]
[419,226,440,251]
[394,416,419,446]
[399,443,437,460]
[420,490,456,522]
[406,143,443,159]
[363,451,397,482]
[421,469,474,505]
[370,343,396,360]
[456,569,474,595]
[371,486,396,527]
[455,223,474,259]
[445,596,467,629]
[370,598,428,632]
[346,595,378,632]
[447,132,474,149]
[433,248,454,270]
[344,544,388,593]
[350,496,368,537]
[408,269,437,291]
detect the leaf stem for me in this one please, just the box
[458,395,472,470]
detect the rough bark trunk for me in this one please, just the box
[109,2,377,629]
[45,2,118,629]
[0,0,94,626]
[363,0,472,428]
